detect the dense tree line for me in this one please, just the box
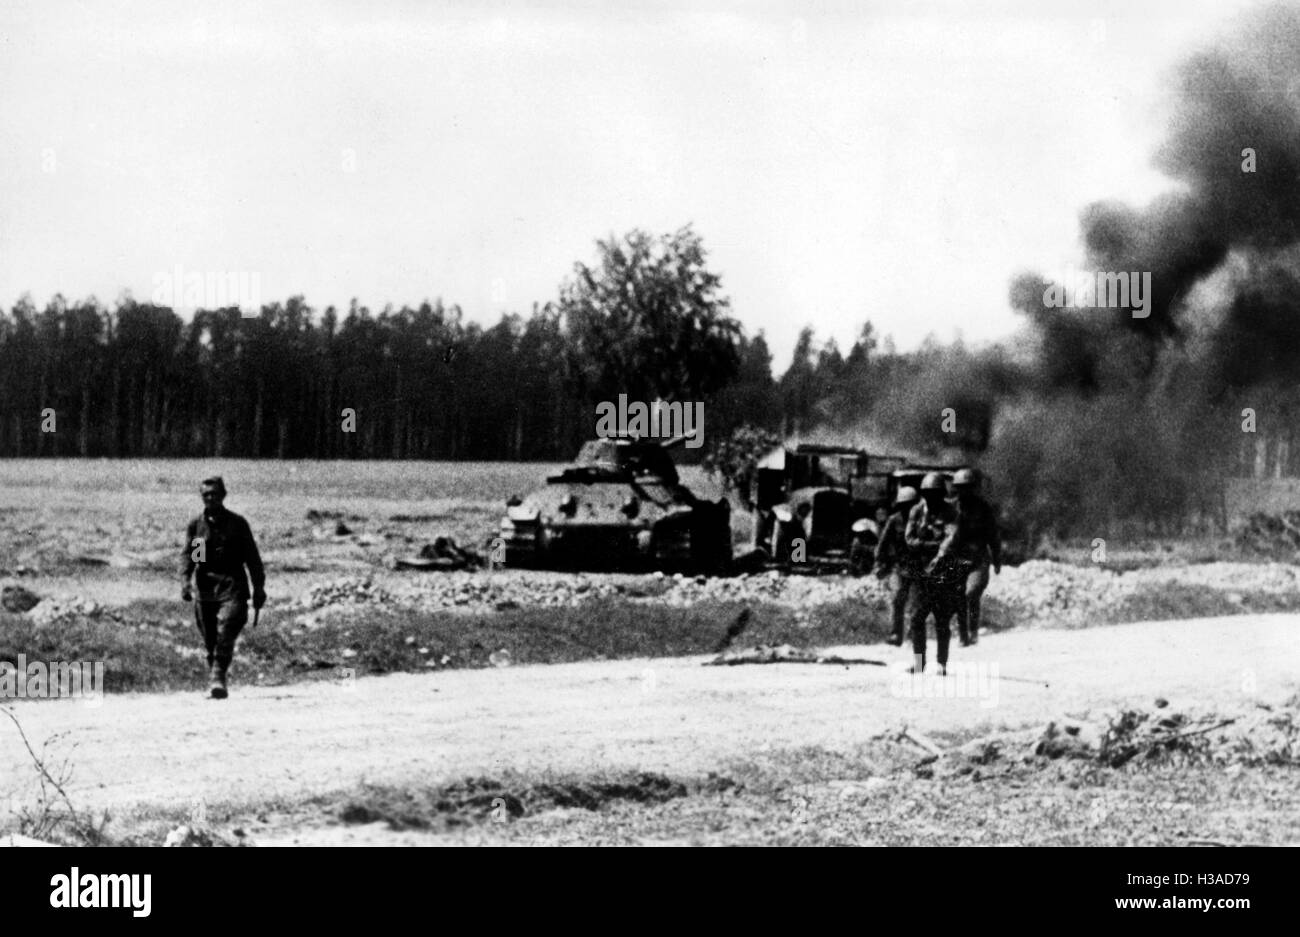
[0,294,622,459]
[0,226,982,462]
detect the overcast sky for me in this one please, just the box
[0,0,1261,368]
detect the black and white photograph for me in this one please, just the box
[0,0,1294,903]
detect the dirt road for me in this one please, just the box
[3,614,1298,824]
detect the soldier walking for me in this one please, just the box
[180,477,266,699]
[874,485,920,646]
[904,472,962,674]
[932,467,1001,646]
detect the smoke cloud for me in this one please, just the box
[978,3,1300,540]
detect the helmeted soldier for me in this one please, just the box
[932,467,1001,646]
[904,472,962,674]
[180,477,265,699]
[874,485,920,646]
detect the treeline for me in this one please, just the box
[0,294,969,461]
[0,226,1007,462]
[0,293,767,460]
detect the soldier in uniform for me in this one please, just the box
[873,485,920,646]
[904,472,962,674]
[180,477,266,699]
[932,467,1001,646]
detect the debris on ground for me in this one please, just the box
[894,696,1300,780]
[705,643,887,667]
[395,536,485,571]
[1236,510,1300,558]
[336,771,695,831]
[306,509,346,521]
[1,584,41,613]
[163,824,251,847]
[714,607,752,652]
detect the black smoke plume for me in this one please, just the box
[984,4,1300,540]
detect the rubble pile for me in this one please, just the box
[664,570,891,610]
[289,558,1300,628]
[297,578,396,611]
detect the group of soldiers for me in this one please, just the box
[874,468,1002,675]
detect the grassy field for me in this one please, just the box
[0,458,731,578]
[0,459,564,572]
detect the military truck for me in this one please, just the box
[497,436,731,574]
[749,444,965,572]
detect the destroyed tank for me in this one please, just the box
[496,436,731,574]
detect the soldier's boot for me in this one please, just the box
[208,662,227,700]
[888,595,906,646]
[908,652,925,674]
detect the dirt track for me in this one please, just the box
[3,613,1297,832]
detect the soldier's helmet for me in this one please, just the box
[920,471,947,492]
[952,468,980,489]
[894,486,919,506]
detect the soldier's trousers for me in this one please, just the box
[888,571,912,642]
[955,562,990,641]
[910,578,961,669]
[193,597,249,673]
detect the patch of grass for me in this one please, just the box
[1,597,888,694]
[256,599,812,676]
[0,608,195,694]
[237,736,1300,846]
[334,769,697,832]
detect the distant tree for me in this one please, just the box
[557,226,743,407]
[778,326,818,436]
[709,330,780,439]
